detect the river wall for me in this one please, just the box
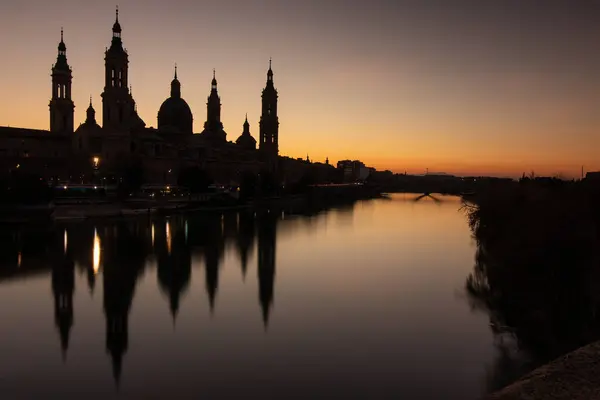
[486,340,600,400]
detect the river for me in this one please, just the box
[0,194,497,399]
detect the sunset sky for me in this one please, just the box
[1,0,599,177]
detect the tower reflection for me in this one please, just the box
[257,210,277,328]
[157,217,191,322]
[0,199,357,388]
[102,221,147,386]
[51,231,75,361]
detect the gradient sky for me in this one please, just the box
[1,0,599,177]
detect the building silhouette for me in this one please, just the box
[0,8,339,186]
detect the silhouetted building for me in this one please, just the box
[0,8,309,187]
[236,115,257,150]
[158,65,193,136]
[50,29,75,134]
[259,59,279,157]
[337,160,370,182]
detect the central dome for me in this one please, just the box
[158,97,193,135]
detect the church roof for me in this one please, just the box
[158,98,192,124]
[236,131,256,148]
[0,126,66,141]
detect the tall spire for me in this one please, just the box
[56,28,68,68]
[112,5,122,36]
[170,65,181,98]
[86,95,96,124]
[265,58,274,88]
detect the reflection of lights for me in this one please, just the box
[151,223,155,247]
[64,230,68,254]
[166,221,172,254]
[184,221,188,243]
[93,228,101,274]
[17,252,21,268]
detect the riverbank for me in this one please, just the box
[486,340,600,400]
[0,184,383,222]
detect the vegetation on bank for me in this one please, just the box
[463,178,600,394]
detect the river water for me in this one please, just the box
[0,194,496,399]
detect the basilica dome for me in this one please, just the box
[158,97,193,134]
[157,68,193,135]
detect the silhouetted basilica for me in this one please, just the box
[0,9,304,185]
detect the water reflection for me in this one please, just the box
[0,196,491,398]
[0,207,310,386]
[93,229,101,275]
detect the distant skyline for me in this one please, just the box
[1,0,599,178]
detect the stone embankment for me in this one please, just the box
[487,341,600,400]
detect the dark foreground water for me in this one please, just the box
[0,194,497,399]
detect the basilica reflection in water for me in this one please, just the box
[0,207,288,385]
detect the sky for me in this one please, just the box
[1,0,599,178]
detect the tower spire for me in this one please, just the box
[112,5,122,37]
[211,69,217,90]
[61,27,64,42]
[174,63,178,79]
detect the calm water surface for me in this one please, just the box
[0,194,496,399]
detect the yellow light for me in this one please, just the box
[93,157,100,168]
[151,223,155,247]
[64,230,68,254]
[63,185,68,190]
[93,228,101,274]
[166,221,172,254]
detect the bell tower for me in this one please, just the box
[49,28,75,134]
[101,7,138,130]
[259,59,279,156]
